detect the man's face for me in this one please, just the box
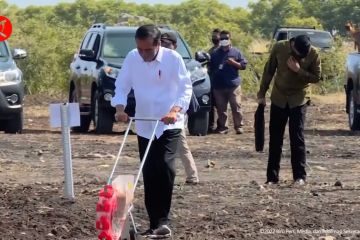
[136,37,160,62]
[161,38,176,50]
[219,34,231,47]
[212,33,220,45]
[291,41,308,59]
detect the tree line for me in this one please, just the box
[1,0,359,94]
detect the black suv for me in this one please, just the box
[0,40,27,133]
[273,26,334,49]
[69,24,211,135]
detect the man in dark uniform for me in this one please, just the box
[257,35,321,185]
[208,28,221,133]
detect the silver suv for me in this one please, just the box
[0,40,27,133]
[273,26,333,49]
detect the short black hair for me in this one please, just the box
[135,24,161,45]
[212,28,221,33]
[161,32,177,44]
[220,30,230,36]
[293,35,311,57]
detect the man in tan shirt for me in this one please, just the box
[257,35,321,185]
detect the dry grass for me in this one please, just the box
[341,40,358,54]
[25,105,49,118]
[248,38,270,53]
[310,92,345,105]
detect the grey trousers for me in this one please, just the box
[213,86,243,130]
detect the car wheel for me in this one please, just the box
[348,90,360,131]
[188,110,209,136]
[4,110,23,134]
[92,89,113,134]
[69,89,91,133]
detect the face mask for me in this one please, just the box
[212,38,220,45]
[220,39,230,47]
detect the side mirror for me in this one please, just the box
[195,51,210,65]
[79,49,96,61]
[12,48,27,59]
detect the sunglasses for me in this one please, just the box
[220,37,229,40]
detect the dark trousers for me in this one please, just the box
[137,129,181,229]
[208,88,217,130]
[213,86,243,130]
[267,104,307,182]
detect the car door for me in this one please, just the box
[81,33,102,105]
[71,32,92,106]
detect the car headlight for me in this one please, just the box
[190,66,207,83]
[0,69,21,86]
[201,94,210,104]
[104,66,119,79]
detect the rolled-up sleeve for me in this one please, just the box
[173,55,192,113]
[257,43,278,98]
[238,50,248,70]
[111,53,132,107]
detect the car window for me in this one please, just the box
[80,33,93,50]
[92,34,101,55]
[0,42,9,61]
[102,32,192,59]
[175,36,192,59]
[86,33,97,50]
[276,32,288,41]
[288,31,333,48]
[102,32,134,58]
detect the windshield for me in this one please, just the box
[102,32,191,59]
[0,42,9,61]
[289,31,333,48]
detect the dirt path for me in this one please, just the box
[1,93,360,240]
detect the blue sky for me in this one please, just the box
[7,0,252,8]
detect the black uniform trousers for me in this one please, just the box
[267,103,307,182]
[137,129,181,229]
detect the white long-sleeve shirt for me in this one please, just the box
[111,46,192,139]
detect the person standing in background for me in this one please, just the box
[257,35,321,186]
[209,30,247,134]
[208,28,221,133]
[161,31,199,185]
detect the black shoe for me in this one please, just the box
[265,181,278,186]
[235,127,244,134]
[215,128,228,134]
[185,178,199,185]
[148,225,171,239]
[140,228,154,237]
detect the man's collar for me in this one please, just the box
[220,45,232,52]
[155,46,164,62]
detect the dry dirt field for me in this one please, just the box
[0,93,360,240]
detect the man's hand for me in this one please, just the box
[287,56,300,73]
[257,98,266,106]
[114,105,128,122]
[226,57,245,70]
[226,57,237,66]
[161,111,177,125]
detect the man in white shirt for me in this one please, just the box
[111,24,192,239]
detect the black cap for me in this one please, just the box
[161,32,177,44]
[293,35,311,57]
